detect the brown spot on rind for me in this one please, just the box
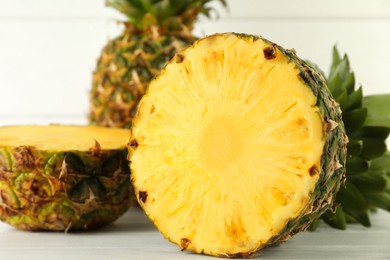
[263,45,276,60]
[138,191,147,203]
[176,54,185,63]
[309,165,319,176]
[128,140,138,148]
[180,238,191,251]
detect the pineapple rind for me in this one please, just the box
[0,127,133,231]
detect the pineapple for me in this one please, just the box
[89,0,226,128]
[0,125,132,231]
[129,33,347,256]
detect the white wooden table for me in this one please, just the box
[0,207,389,260]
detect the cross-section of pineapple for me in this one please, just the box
[0,125,132,231]
[129,33,347,256]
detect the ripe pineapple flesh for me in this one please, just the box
[129,33,347,256]
[89,0,225,128]
[0,125,132,231]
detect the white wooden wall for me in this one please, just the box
[0,0,389,125]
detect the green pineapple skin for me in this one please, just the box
[89,24,195,128]
[0,146,133,231]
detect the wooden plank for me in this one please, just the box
[0,208,388,259]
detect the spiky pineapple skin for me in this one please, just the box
[0,146,132,231]
[129,33,348,256]
[89,24,195,128]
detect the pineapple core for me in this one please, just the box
[0,125,130,151]
[130,34,325,255]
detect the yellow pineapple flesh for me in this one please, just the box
[0,125,129,151]
[129,33,347,256]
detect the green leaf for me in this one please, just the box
[366,192,390,212]
[328,73,343,97]
[347,140,363,156]
[321,206,347,230]
[337,182,368,212]
[329,59,349,85]
[350,173,387,193]
[335,90,348,111]
[343,209,371,227]
[344,211,359,223]
[308,219,320,231]
[343,107,367,135]
[363,94,390,127]
[345,86,362,111]
[106,0,228,27]
[342,71,355,94]
[329,46,341,79]
[346,157,368,175]
[360,138,387,160]
[369,152,390,173]
[153,0,170,20]
[355,126,390,140]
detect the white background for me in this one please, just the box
[0,0,389,125]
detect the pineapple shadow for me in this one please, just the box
[83,208,156,233]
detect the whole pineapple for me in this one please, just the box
[0,125,132,231]
[129,33,347,256]
[89,0,226,128]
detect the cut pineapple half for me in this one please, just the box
[0,125,132,231]
[0,125,129,151]
[129,33,347,256]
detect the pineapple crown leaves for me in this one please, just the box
[315,46,390,229]
[106,0,227,30]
